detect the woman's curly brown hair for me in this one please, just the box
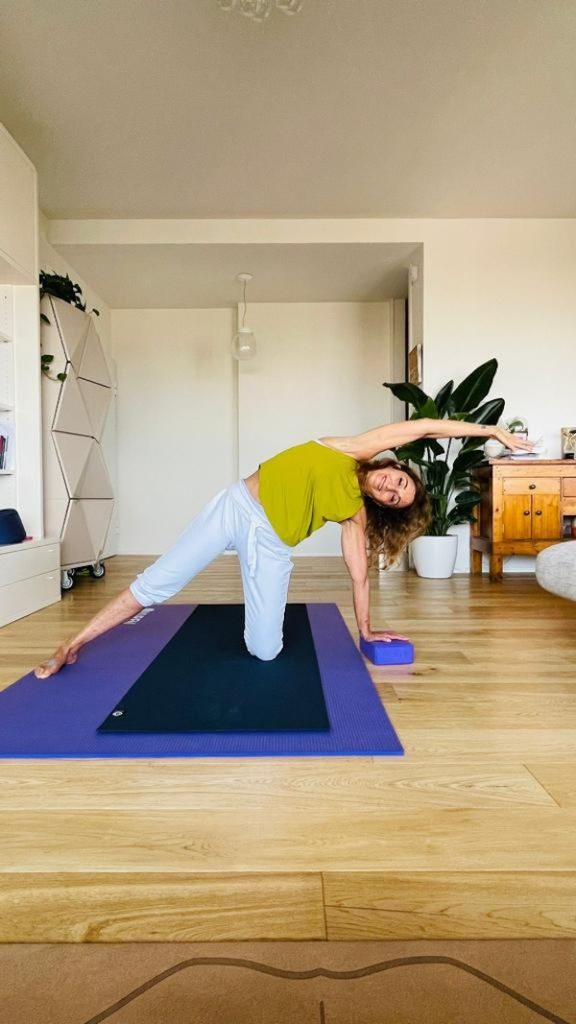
[356,457,432,568]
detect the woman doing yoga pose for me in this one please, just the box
[34,418,531,677]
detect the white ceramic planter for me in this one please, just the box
[411,534,458,579]
[484,439,505,458]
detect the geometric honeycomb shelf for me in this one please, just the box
[41,295,115,571]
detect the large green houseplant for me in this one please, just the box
[383,358,505,577]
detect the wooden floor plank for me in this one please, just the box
[0,760,554,810]
[401,729,576,761]
[385,696,576,728]
[2,807,575,873]
[0,873,325,942]
[525,763,576,808]
[323,872,576,939]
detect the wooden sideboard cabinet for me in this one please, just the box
[470,460,576,581]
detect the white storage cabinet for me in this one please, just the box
[0,537,60,627]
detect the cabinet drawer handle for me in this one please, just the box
[523,510,530,516]
[534,510,543,516]
[529,483,536,490]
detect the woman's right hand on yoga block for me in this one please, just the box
[34,643,79,679]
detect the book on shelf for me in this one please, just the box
[0,420,14,472]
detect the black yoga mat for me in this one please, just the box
[98,604,330,734]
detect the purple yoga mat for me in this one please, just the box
[0,604,403,758]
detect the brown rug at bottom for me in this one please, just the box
[1,940,574,1024]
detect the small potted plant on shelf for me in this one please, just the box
[383,358,505,578]
[39,270,100,383]
[39,270,100,317]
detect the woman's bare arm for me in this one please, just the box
[322,421,427,461]
[340,509,409,643]
[421,419,533,450]
[322,418,533,461]
[341,513,371,639]
[34,587,143,678]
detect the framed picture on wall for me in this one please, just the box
[408,344,423,385]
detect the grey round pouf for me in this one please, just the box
[535,541,576,601]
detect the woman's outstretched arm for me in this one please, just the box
[34,587,143,678]
[323,418,533,461]
[341,509,409,644]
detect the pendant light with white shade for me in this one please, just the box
[232,273,257,361]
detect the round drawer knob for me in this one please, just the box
[529,483,536,490]
[523,510,530,516]
[535,510,543,516]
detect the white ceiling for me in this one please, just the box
[1,0,575,219]
[52,243,415,307]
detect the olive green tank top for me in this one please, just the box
[258,440,363,547]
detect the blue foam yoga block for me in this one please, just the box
[359,636,414,665]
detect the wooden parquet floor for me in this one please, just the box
[0,556,575,941]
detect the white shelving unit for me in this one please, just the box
[0,122,61,623]
[0,291,17,507]
[41,295,114,589]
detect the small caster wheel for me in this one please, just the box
[89,562,106,579]
[61,570,75,591]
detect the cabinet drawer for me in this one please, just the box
[563,478,576,497]
[504,478,560,496]
[0,543,60,587]
[0,571,60,627]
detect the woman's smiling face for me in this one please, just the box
[362,464,416,508]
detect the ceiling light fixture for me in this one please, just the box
[216,0,304,22]
[232,273,257,361]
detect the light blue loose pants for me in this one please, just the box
[129,480,294,661]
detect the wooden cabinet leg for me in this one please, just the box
[470,549,483,575]
[489,554,503,582]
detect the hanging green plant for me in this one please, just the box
[40,354,67,382]
[39,270,99,383]
[39,270,100,321]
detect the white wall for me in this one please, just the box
[408,244,424,350]
[238,302,393,555]
[419,221,576,572]
[39,215,118,556]
[390,297,407,423]
[60,216,573,471]
[39,213,112,359]
[112,302,393,555]
[111,308,236,554]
